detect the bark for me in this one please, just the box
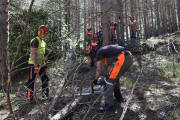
[162,0,166,34]
[167,1,172,33]
[164,1,167,33]
[150,0,154,36]
[84,0,86,50]
[77,0,80,49]
[155,0,161,36]
[92,1,94,34]
[59,0,62,37]
[176,0,180,29]
[116,0,124,43]
[146,0,150,38]
[125,1,129,41]
[0,0,9,92]
[173,1,178,32]
[50,87,92,120]
[143,2,147,39]
[101,0,108,45]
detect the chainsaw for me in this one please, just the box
[74,76,104,96]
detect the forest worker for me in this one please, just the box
[85,27,93,45]
[97,26,102,38]
[88,42,99,67]
[108,17,120,44]
[124,16,138,39]
[93,34,99,44]
[27,25,51,104]
[92,45,133,112]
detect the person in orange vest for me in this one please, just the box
[93,34,99,44]
[92,45,133,112]
[88,43,99,67]
[109,17,120,44]
[85,27,93,45]
[124,16,138,39]
[27,25,51,104]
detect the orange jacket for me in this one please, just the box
[86,31,93,41]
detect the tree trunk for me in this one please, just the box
[84,0,86,50]
[101,0,108,45]
[155,0,161,36]
[0,0,8,91]
[176,0,180,29]
[125,1,129,42]
[150,0,154,36]
[117,0,124,44]
[167,1,172,33]
[164,1,167,33]
[146,0,150,38]
[143,2,147,39]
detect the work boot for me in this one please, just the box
[99,105,115,112]
[89,61,94,67]
[27,99,36,105]
[114,89,124,103]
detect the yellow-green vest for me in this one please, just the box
[28,36,46,65]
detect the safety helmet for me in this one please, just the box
[38,25,51,35]
[87,27,91,31]
[130,16,134,20]
[94,34,98,38]
[99,26,102,29]
[109,21,113,24]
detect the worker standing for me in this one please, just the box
[108,17,120,44]
[92,45,133,112]
[124,16,138,39]
[85,27,93,45]
[88,43,99,67]
[27,25,51,104]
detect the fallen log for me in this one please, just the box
[49,87,92,120]
[43,78,66,120]
[159,30,180,39]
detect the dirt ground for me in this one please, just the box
[1,50,180,120]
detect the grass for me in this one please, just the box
[169,109,180,120]
[149,84,157,89]
[142,71,148,76]
[159,60,180,83]
[121,77,137,87]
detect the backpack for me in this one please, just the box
[88,43,99,55]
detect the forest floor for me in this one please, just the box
[1,37,180,120]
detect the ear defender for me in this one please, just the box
[38,30,41,35]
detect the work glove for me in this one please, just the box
[92,79,97,86]
[34,66,39,74]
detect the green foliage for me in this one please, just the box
[9,8,59,69]
[160,60,180,83]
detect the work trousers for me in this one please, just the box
[130,30,136,39]
[27,64,49,101]
[109,33,116,44]
[104,51,133,107]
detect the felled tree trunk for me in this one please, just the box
[49,87,92,120]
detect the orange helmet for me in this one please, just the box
[99,26,102,29]
[87,27,91,31]
[109,21,113,24]
[38,25,51,35]
[130,17,134,20]
[94,34,98,38]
